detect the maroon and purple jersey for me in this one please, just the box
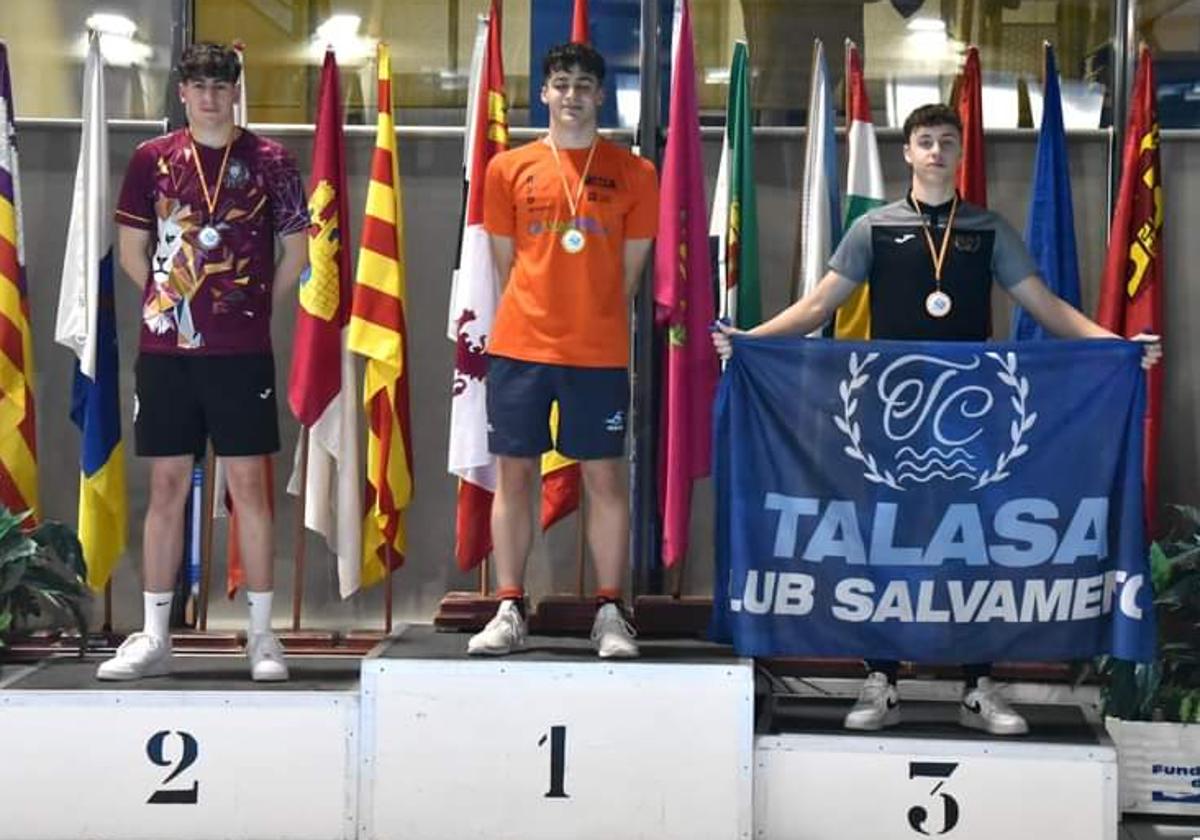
[116,128,307,354]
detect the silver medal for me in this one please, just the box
[925,289,953,318]
[198,225,222,249]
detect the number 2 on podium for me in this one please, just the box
[538,725,569,799]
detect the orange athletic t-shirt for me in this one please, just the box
[483,137,659,368]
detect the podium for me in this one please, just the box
[0,656,361,840]
[754,694,1118,840]
[357,625,755,840]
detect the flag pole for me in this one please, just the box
[291,434,309,630]
[479,555,489,596]
[574,498,586,597]
[102,580,113,633]
[384,547,394,633]
[197,450,216,631]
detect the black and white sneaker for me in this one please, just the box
[959,677,1029,735]
[844,671,901,730]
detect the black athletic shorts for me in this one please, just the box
[486,355,628,460]
[133,353,280,458]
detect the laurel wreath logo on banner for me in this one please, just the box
[834,350,1037,491]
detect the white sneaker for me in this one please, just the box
[96,632,172,681]
[959,677,1028,735]
[844,671,901,730]
[467,600,527,656]
[590,603,639,659]
[246,632,289,682]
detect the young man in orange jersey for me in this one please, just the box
[468,42,659,658]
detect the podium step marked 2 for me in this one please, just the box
[0,656,361,840]
[358,625,756,840]
[756,697,1118,840]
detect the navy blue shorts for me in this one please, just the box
[486,355,628,460]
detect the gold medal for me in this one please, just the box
[547,134,599,254]
[560,227,586,253]
[912,193,960,320]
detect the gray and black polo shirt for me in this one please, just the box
[828,194,1039,341]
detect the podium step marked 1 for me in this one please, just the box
[0,657,361,840]
[357,625,756,840]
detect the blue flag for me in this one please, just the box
[712,336,1154,662]
[1012,43,1081,340]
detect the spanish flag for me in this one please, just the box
[348,43,413,587]
[0,43,38,520]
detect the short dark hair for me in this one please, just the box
[178,42,240,84]
[542,42,605,84]
[902,104,962,144]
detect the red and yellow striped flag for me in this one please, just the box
[0,45,38,519]
[348,42,413,587]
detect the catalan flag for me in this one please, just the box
[1098,44,1163,528]
[55,32,125,589]
[447,2,505,570]
[348,42,413,587]
[287,48,363,597]
[0,43,38,519]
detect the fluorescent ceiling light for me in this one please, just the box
[86,13,137,38]
[907,17,946,33]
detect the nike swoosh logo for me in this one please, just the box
[963,701,982,714]
[259,388,273,399]
[894,233,916,244]
[154,601,171,607]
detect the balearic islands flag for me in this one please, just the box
[56,32,126,589]
[709,39,759,328]
[286,48,363,597]
[1097,44,1163,528]
[654,0,716,567]
[348,42,414,587]
[792,38,841,322]
[447,2,506,570]
[832,39,884,340]
[0,44,37,519]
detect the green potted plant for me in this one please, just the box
[0,507,90,656]
[1102,504,1200,816]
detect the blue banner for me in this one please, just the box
[712,336,1155,662]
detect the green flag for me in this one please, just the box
[709,40,760,328]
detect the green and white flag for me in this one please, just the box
[708,40,760,328]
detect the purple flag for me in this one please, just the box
[654,0,717,568]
